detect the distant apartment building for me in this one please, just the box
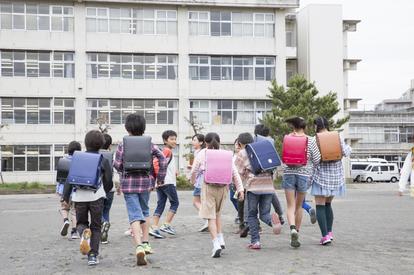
[348,80,414,167]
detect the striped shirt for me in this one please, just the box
[234,149,275,194]
[283,136,321,177]
[114,142,167,194]
[312,138,352,189]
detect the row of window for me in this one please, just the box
[1,98,75,124]
[86,7,177,35]
[189,11,274,37]
[0,98,272,126]
[0,2,73,31]
[0,3,277,38]
[87,53,178,80]
[0,51,277,80]
[189,56,275,81]
[349,126,414,144]
[0,144,67,172]
[0,51,74,78]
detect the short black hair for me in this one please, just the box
[237,133,254,145]
[102,133,112,150]
[193,134,206,149]
[125,113,146,136]
[67,141,81,155]
[285,116,307,130]
[85,130,105,151]
[254,124,270,137]
[162,130,177,143]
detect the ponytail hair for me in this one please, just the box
[314,116,330,133]
[285,116,307,130]
[205,132,220,150]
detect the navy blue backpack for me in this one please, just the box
[67,151,103,190]
[245,139,281,175]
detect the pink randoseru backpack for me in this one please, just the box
[204,149,233,185]
[282,135,308,166]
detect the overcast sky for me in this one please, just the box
[299,0,414,108]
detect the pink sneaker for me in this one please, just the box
[328,232,334,241]
[247,242,261,250]
[320,235,332,245]
[271,213,282,235]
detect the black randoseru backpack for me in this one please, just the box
[123,136,152,175]
[56,157,72,183]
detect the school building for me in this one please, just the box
[348,80,414,168]
[0,0,360,183]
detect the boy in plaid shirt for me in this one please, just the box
[114,114,167,266]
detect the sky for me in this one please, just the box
[299,0,414,109]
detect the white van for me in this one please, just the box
[359,163,400,183]
[350,159,388,182]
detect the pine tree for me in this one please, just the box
[263,75,349,152]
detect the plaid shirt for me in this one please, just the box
[312,138,352,190]
[113,142,167,194]
[234,149,275,194]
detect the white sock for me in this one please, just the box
[217,233,224,243]
[212,238,221,249]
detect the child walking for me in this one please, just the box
[62,130,113,266]
[150,130,180,239]
[282,117,320,248]
[189,134,209,232]
[57,141,81,239]
[190,132,244,258]
[99,133,115,244]
[311,117,351,245]
[235,133,282,249]
[113,114,167,266]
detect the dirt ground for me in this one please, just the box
[0,183,413,275]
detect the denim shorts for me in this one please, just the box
[282,174,310,193]
[193,187,201,196]
[123,192,150,224]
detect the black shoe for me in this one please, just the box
[279,216,285,225]
[240,226,249,238]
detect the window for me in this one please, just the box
[54,144,68,170]
[380,166,388,172]
[0,145,52,172]
[86,7,177,35]
[371,166,379,172]
[0,50,74,78]
[389,165,395,171]
[87,53,177,80]
[189,11,274,37]
[189,100,271,125]
[87,99,178,125]
[0,2,73,31]
[1,97,75,124]
[189,55,275,81]
[352,164,369,170]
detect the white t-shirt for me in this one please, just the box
[71,184,106,202]
[164,153,177,186]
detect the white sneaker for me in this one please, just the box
[217,233,226,249]
[60,220,70,236]
[124,229,132,237]
[199,220,209,232]
[211,239,222,258]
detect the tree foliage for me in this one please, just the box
[263,75,349,152]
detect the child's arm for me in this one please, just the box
[113,143,124,172]
[398,152,411,195]
[62,181,72,203]
[190,153,202,185]
[310,137,321,165]
[231,162,244,200]
[102,158,114,193]
[153,145,167,186]
[340,138,352,157]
